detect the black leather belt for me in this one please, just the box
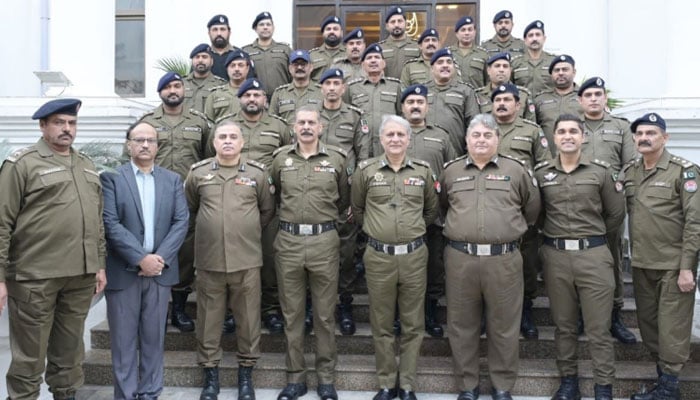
[367,236,425,256]
[447,240,518,256]
[279,221,336,236]
[543,235,606,250]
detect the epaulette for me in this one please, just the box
[411,158,431,169]
[332,55,346,64]
[385,77,401,83]
[610,114,630,123]
[347,77,364,86]
[516,85,532,97]
[277,41,290,47]
[622,159,637,173]
[269,114,288,124]
[214,113,236,124]
[510,54,524,62]
[670,155,695,169]
[591,159,612,169]
[210,84,228,92]
[347,104,364,115]
[274,83,292,92]
[246,159,266,170]
[423,136,444,144]
[501,153,527,166]
[534,160,550,170]
[403,57,422,65]
[190,158,214,170]
[310,46,321,52]
[138,110,155,120]
[324,144,347,158]
[534,88,555,98]
[443,154,468,169]
[190,109,211,124]
[475,45,488,52]
[212,75,227,83]
[521,119,541,129]
[378,39,388,44]
[358,157,382,170]
[273,144,294,157]
[5,147,34,163]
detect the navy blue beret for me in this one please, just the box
[321,16,342,32]
[549,54,575,74]
[237,78,265,97]
[430,47,453,65]
[577,77,606,96]
[491,83,520,102]
[455,16,475,32]
[319,68,344,84]
[385,6,405,23]
[418,28,439,44]
[32,98,82,120]
[189,43,211,59]
[361,43,383,61]
[343,27,365,43]
[224,50,250,67]
[207,14,229,28]
[401,84,428,103]
[631,113,666,133]
[289,49,311,63]
[487,52,511,66]
[157,71,183,92]
[523,20,544,37]
[252,12,272,29]
[493,10,513,23]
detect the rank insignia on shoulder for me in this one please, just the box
[684,180,697,193]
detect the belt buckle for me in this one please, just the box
[476,244,491,256]
[298,224,313,235]
[564,239,580,251]
[394,244,409,255]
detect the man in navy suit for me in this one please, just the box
[101,121,189,400]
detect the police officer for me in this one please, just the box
[0,98,107,399]
[183,43,226,113]
[271,106,350,400]
[400,28,440,87]
[204,50,252,122]
[206,14,242,80]
[578,77,637,344]
[352,115,439,400]
[424,48,480,156]
[187,121,275,400]
[139,71,211,332]
[510,20,555,96]
[380,6,421,79]
[533,55,582,156]
[345,44,402,158]
[331,27,367,82]
[476,52,535,122]
[243,12,293,100]
[310,16,346,82]
[625,113,700,400]
[481,10,526,55]
[440,113,540,400]
[535,114,624,400]
[270,50,323,122]
[401,84,456,338]
[449,16,489,89]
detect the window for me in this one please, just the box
[115,0,145,97]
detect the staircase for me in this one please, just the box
[82,271,700,398]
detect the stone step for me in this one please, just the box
[82,349,700,398]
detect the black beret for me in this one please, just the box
[493,10,513,23]
[319,68,344,84]
[401,84,428,103]
[491,83,520,102]
[237,78,265,97]
[418,28,439,44]
[157,71,183,92]
[361,43,383,61]
[577,77,606,96]
[343,27,364,43]
[385,6,405,23]
[189,43,211,59]
[430,47,453,65]
[32,98,81,120]
[289,49,311,63]
[548,54,575,74]
[523,20,544,37]
[631,113,666,133]
[224,50,250,67]
[207,14,229,28]
[454,16,475,32]
[321,16,342,32]
[486,52,511,66]
[252,12,272,29]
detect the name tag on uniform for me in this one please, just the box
[485,174,510,181]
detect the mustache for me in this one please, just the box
[410,108,421,113]
[497,106,508,112]
[638,140,652,147]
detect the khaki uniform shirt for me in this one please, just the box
[497,117,550,168]
[533,86,582,151]
[476,84,535,122]
[511,51,556,96]
[204,84,240,123]
[243,39,293,98]
[582,114,636,172]
[271,143,350,224]
[352,156,439,244]
[319,103,370,168]
[425,79,480,156]
[0,139,106,281]
[183,72,227,113]
[310,43,346,81]
[439,154,540,243]
[400,57,432,87]
[330,58,365,82]
[186,158,274,272]
[623,150,700,270]
[345,76,402,157]
[481,35,526,56]
[269,82,323,122]
[407,125,456,176]
[139,106,211,180]
[535,155,625,238]
[379,37,421,79]
[449,45,489,89]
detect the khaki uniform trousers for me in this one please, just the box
[337,213,360,303]
[633,268,696,375]
[607,225,625,309]
[261,214,281,315]
[364,244,427,391]
[195,268,261,367]
[6,274,95,400]
[521,226,541,300]
[445,247,523,392]
[274,229,340,385]
[426,224,446,300]
[541,244,615,385]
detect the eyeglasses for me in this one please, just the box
[129,138,158,145]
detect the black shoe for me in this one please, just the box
[552,375,581,400]
[264,313,285,334]
[393,319,401,336]
[171,291,195,332]
[520,298,538,339]
[200,367,220,400]
[238,366,255,400]
[610,307,636,344]
[373,388,398,400]
[594,384,612,400]
[337,301,356,336]
[317,384,338,400]
[223,312,236,334]
[456,387,479,400]
[305,298,313,334]
[398,389,418,400]
[631,373,680,400]
[424,298,444,338]
[277,383,307,400]
[491,389,512,400]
